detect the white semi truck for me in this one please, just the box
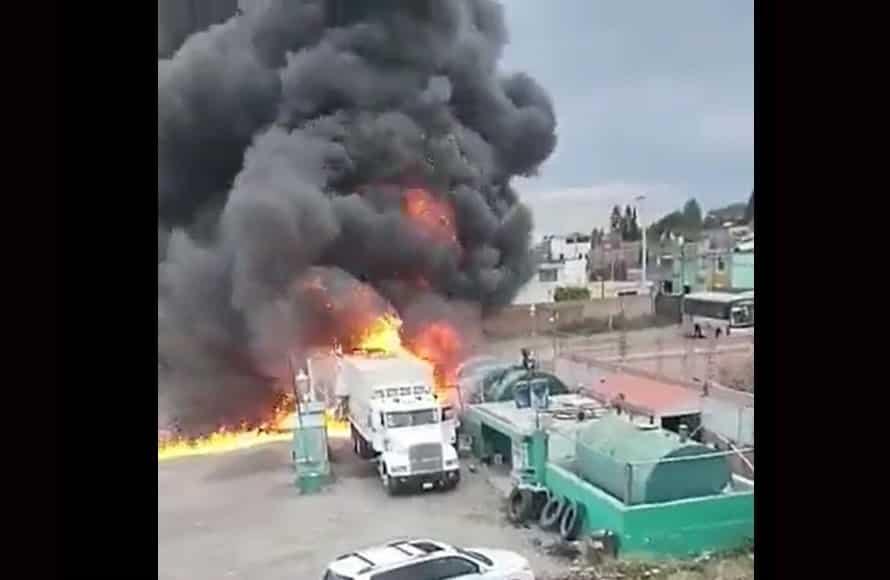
[308,350,461,495]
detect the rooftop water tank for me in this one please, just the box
[574,415,731,504]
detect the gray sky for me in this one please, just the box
[500,0,753,236]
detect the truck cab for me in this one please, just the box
[315,352,461,495]
[365,384,461,495]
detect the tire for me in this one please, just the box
[694,324,703,339]
[382,468,399,497]
[508,488,534,523]
[530,490,549,521]
[356,432,373,459]
[539,495,566,530]
[350,425,360,456]
[559,500,584,541]
[715,328,722,339]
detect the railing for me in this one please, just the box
[547,428,754,506]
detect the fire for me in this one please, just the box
[402,187,459,248]
[407,321,463,389]
[157,429,291,461]
[354,313,408,355]
[158,308,463,462]
[158,394,349,462]
[350,312,463,396]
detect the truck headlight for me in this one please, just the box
[389,465,408,474]
[445,458,459,468]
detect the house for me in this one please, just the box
[512,258,588,305]
[667,244,754,294]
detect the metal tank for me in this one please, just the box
[574,415,731,505]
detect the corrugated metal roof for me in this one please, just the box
[586,373,701,418]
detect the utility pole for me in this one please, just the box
[634,195,647,292]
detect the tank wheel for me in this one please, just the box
[508,487,535,523]
[538,495,566,530]
[559,499,585,541]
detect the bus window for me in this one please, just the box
[730,302,754,327]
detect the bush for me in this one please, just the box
[554,286,591,302]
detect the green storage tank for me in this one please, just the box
[574,415,731,505]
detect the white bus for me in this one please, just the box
[682,291,754,338]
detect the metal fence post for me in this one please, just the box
[737,406,743,443]
[624,462,634,505]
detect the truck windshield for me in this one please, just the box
[385,409,439,428]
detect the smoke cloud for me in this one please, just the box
[158,0,557,433]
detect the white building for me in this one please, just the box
[513,255,588,305]
[544,233,590,262]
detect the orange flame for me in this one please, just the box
[159,310,463,461]
[403,188,459,248]
[354,313,407,355]
[408,321,463,388]
[158,393,349,462]
[350,313,464,396]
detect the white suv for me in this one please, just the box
[323,538,535,580]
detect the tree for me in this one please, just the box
[610,205,623,234]
[744,190,754,223]
[623,205,634,240]
[554,286,591,302]
[682,198,703,232]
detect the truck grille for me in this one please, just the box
[409,443,442,474]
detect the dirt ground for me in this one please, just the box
[158,436,569,580]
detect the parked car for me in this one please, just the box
[323,538,534,580]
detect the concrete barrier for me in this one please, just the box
[483,295,654,338]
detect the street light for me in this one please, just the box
[634,195,647,292]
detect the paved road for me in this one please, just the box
[158,436,568,580]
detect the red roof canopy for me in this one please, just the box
[586,373,701,418]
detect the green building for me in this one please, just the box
[671,249,753,294]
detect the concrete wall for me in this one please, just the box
[701,397,754,446]
[654,293,683,323]
[486,295,654,338]
[621,492,754,556]
[543,463,754,557]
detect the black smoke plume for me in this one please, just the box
[158,0,557,433]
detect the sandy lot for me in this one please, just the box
[158,437,567,580]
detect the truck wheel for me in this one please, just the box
[539,495,566,530]
[559,500,584,541]
[383,471,399,496]
[351,425,360,456]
